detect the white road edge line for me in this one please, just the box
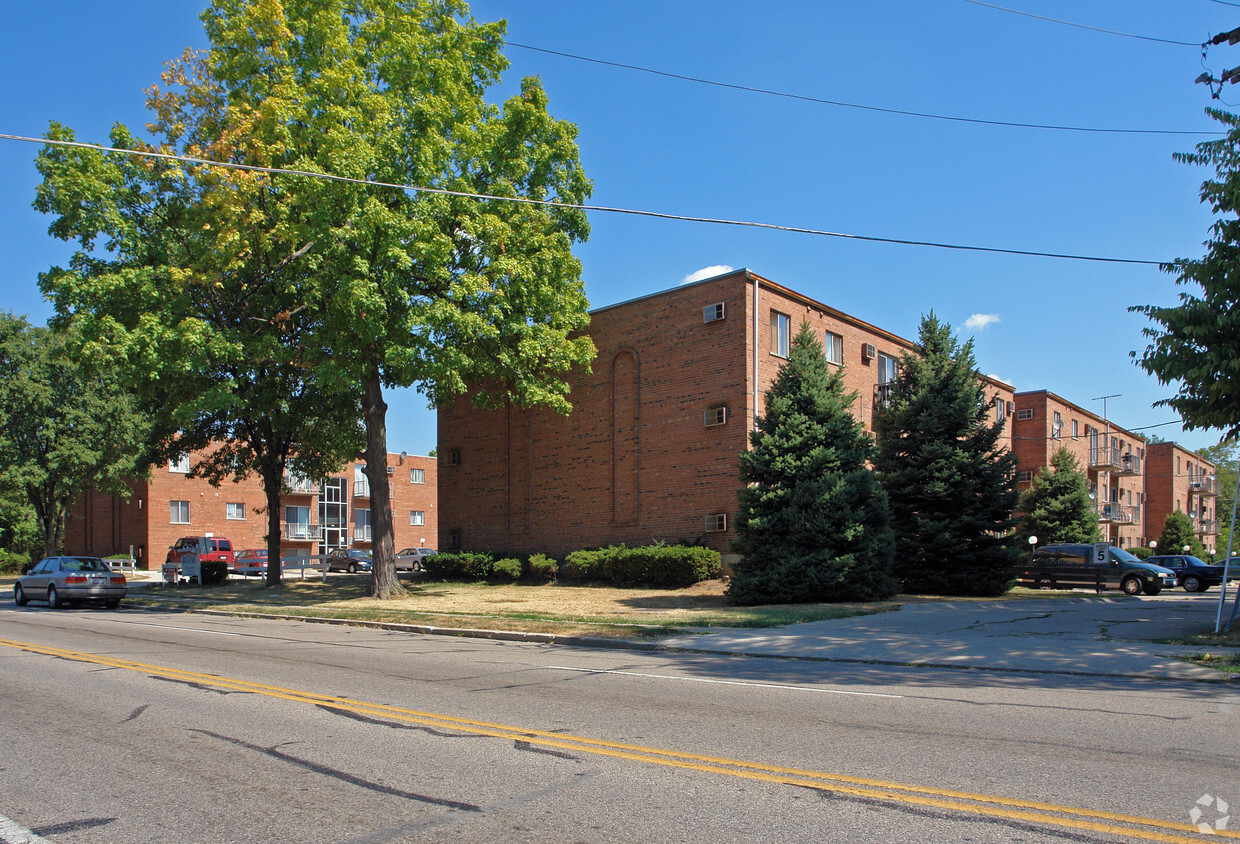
[0,813,47,843]
[543,665,904,698]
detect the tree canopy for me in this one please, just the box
[729,322,897,605]
[0,313,146,559]
[873,313,1020,596]
[1132,107,1240,441]
[1156,510,1205,559]
[1017,447,1101,547]
[34,0,595,596]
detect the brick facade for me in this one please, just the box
[65,451,437,569]
[438,269,1015,562]
[1145,441,1220,555]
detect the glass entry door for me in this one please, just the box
[319,477,349,554]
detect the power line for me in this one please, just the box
[959,0,1204,47]
[1,132,1169,266]
[505,42,1218,137]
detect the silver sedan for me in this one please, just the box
[15,556,127,609]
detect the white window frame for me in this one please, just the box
[226,502,246,521]
[169,455,191,473]
[410,468,425,484]
[824,331,843,366]
[1016,408,1034,421]
[410,510,425,526]
[876,352,898,385]
[770,311,790,358]
[170,500,190,524]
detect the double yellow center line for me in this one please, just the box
[2,637,1230,843]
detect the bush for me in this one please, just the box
[422,551,494,581]
[1126,546,1153,560]
[560,544,721,587]
[0,550,30,575]
[490,558,522,583]
[524,554,558,584]
[199,560,229,586]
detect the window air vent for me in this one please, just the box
[862,343,876,362]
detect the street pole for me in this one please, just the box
[1215,462,1240,633]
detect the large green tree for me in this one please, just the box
[1017,447,1101,547]
[1156,510,1205,559]
[873,313,1021,596]
[36,0,594,597]
[0,313,146,559]
[729,323,898,605]
[1131,108,1240,440]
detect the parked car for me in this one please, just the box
[1018,543,1177,596]
[395,547,437,572]
[1145,555,1232,592]
[233,549,269,575]
[15,556,127,609]
[324,549,372,573]
[163,535,236,583]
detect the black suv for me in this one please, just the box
[1145,555,1230,593]
[1018,543,1177,596]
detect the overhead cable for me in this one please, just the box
[1,132,1166,266]
[505,42,1218,137]
[959,0,1204,47]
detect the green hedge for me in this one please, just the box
[1125,546,1153,560]
[524,554,558,584]
[490,558,522,583]
[422,551,495,581]
[560,544,721,587]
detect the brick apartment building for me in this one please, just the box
[66,450,437,569]
[1145,441,1221,555]
[437,269,1014,563]
[1012,390,1220,553]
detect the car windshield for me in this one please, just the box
[1110,547,1142,564]
[62,558,110,572]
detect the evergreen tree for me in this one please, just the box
[1156,510,1205,558]
[1017,447,1101,546]
[729,323,898,605]
[873,313,1021,596]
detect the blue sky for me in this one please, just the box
[1,1,1235,458]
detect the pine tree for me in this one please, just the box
[729,323,898,605]
[1156,510,1205,558]
[873,313,1021,596]
[1017,447,1101,546]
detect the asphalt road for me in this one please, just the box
[1,604,1238,843]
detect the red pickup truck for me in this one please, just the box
[163,536,236,583]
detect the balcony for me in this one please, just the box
[1096,503,1138,525]
[1190,475,1219,497]
[1089,447,1140,475]
[1197,518,1218,535]
[874,382,895,410]
[354,475,371,498]
[283,522,322,542]
[284,473,316,495]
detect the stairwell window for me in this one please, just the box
[770,311,790,357]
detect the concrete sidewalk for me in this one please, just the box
[658,592,1240,681]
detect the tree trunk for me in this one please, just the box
[363,361,404,599]
[262,460,284,587]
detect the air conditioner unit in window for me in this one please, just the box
[386,466,395,475]
[862,343,876,362]
[704,406,728,427]
[703,302,726,323]
[705,513,727,532]
[1006,401,1015,415]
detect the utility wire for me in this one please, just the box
[505,42,1218,137]
[1,132,1169,266]
[959,0,1204,47]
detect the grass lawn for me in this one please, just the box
[1157,623,1240,672]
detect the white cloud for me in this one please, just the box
[964,313,1001,331]
[682,265,734,284]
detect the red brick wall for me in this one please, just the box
[1145,441,1219,554]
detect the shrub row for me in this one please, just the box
[420,544,721,588]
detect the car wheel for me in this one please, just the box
[47,585,61,609]
[413,560,422,573]
[14,584,27,606]
[1036,576,1053,589]
[105,598,120,610]
[1121,576,1142,596]
[1183,575,1202,593]
[348,562,357,573]
[1143,583,1163,596]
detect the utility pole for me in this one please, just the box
[1198,26,1240,98]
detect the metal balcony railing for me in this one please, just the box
[1096,503,1138,525]
[283,522,322,542]
[1190,475,1219,497]
[1197,519,1218,535]
[354,476,371,498]
[874,382,895,410]
[353,524,372,542]
[1090,447,1140,475]
[284,473,316,495]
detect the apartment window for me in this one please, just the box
[410,510,425,526]
[448,529,462,550]
[226,502,246,520]
[876,352,898,385]
[996,398,1007,422]
[447,448,461,466]
[825,331,843,366]
[770,311,790,357]
[170,500,190,524]
[704,406,728,427]
[410,468,425,484]
[705,513,728,532]
[1017,471,1033,483]
[1052,411,1063,439]
[1016,408,1034,420]
[169,455,191,473]
[1071,419,1079,439]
